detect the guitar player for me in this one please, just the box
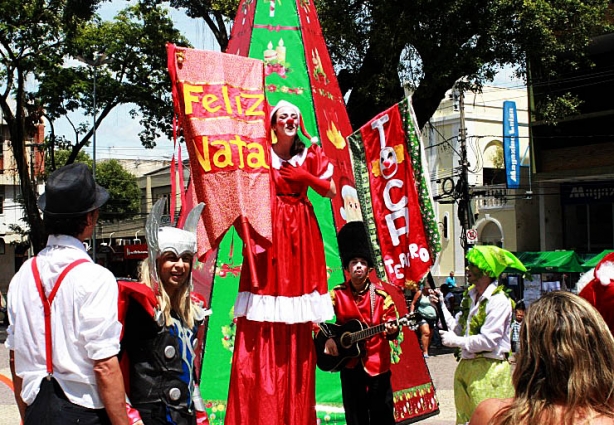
[322,221,399,425]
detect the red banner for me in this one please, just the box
[356,104,433,288]
[167,44,272,256]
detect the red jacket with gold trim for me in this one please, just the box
[330,279,398,376]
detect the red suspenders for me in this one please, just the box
[31,257,90,375]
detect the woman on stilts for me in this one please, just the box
[226,100,336,425]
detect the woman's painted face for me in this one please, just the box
[158,251,193,295]
[274,106,299,139]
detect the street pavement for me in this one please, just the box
[420,345,458,425]
[0,325,459,425]
[0,324,20,425]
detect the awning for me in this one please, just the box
[581,250,614,270]
[509,251,584,273]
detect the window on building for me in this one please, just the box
[482,141,506,186]
[482,168,507,186]
[564,202,614,252]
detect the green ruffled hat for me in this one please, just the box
[466,246,526,278]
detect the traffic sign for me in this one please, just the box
[466,229,478,244]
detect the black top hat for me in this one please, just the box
[337,221,374,269]
[38,163,110,217]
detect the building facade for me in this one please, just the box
[0,113,45,295]
[530,28,614,254]
[424,86,539,285]
[92,160,186,277]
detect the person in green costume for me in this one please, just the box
[431,245,526,424]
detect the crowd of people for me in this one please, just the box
[4,101,399,425]
[5,101,614,425]
[426,247,614,425]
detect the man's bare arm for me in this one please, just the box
[9,350,27,421]
[94,356,130,425]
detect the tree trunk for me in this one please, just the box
[11,76,46,253]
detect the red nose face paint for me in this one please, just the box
[286,117,295,126]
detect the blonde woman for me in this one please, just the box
[120,199,209,424]
[469,291,614,425]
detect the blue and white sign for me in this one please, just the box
[503,101,520,189]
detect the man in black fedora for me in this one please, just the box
[6,163,130,425]
[321,221,399,425]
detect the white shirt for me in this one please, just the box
[5,235,122,408]
[443,282,512,360]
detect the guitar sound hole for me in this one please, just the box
[339,333,353,349]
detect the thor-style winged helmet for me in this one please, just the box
[145,198,205,294]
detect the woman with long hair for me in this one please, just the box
[469,291,614,425]
[227,100,336,425]
[120,200,209,424]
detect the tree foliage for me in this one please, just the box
[39,3,191,165]
[0,0,88,252]
[0,0,188,252]
[43,148,93,178]
[45,151,140,221]
[317,0,612,129]
[160,0,612,130]
[95,159,141,221]
[165,0,236,51]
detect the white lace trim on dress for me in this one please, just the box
[234,290,334,324]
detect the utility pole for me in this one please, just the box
[76,52,113,262]
[457,87,472,262]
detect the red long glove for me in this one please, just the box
[278,164,331,197]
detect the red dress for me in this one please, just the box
[226,144,334,425]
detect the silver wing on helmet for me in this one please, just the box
[145,198,166,291]
[183,202,205,234]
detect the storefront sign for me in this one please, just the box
[561,181,614,204]
[124,244,149,260]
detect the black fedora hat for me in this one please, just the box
[38,163,110,217]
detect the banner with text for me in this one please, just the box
[167,44,272,256]
[348,99,440,289]
[503,100,520,189]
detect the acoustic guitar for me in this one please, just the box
[314,313,420,372]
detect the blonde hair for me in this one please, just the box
[138,258,196,328]
[492,291,614,425]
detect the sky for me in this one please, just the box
[50,1,524,162]
[51,1,220,162]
